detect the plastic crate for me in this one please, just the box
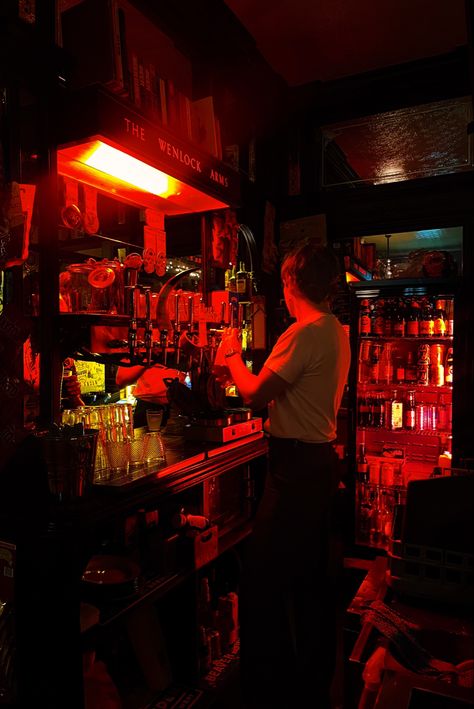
[387,539,474,606]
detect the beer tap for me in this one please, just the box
[187,295,194,337]
[126,284,140,362]
[220,301,227,328]
[143,286,153,366]
[172,292,181,364]
[230,297,238,328]
[160,328,168,366]
[238,302,244,329]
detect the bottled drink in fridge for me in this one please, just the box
[404,390,416,430]
[445,347,453,385]
[357,443,369,482]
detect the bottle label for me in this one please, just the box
[406,320,419,336]
[360,314,371,335]
[434,318,446,336]
[391,402,404,429]
[417,364,430,385]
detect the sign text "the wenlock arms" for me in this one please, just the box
[123,118,229,188]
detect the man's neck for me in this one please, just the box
[294,298,331,322]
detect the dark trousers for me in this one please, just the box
[239,437,340,709]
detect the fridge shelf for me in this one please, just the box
[358,336,453,342]
[357,427,446,438]
[358,384,453,394]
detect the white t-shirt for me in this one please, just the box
[264,313,351,442]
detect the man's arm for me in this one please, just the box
[225,355,288,409]
[116,365,147,388]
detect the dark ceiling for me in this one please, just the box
[224,0,468,86]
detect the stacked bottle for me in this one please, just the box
[358,296,453,338]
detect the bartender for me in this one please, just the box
[116,362,184,429]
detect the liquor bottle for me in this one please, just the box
[404,390,416,430]
[379,491,393,545]
[373,392,385,428]
[378,343,393,384]
[357,443,369,482]
[419,300,435,337]
[445,347,453,385]
[370,343,381,384]
[359,299,371,336]
[358,484,372,541]
[369,486,382,544]
[433,299,447,337]
[392,299,405,337]
[406,300,420,337]
[405,350,417,383]
[394,354,406,384]
[383,300,393,337]
[228,266,236,292]
[236,261,250,300]
[437,393,448,431]
[446,299,454,336]
[371,299,385,337]
[358,396,369,427]
[390,389,404,430]
[358,341,371,384]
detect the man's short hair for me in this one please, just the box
[281,241,340,304]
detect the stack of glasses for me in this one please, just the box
[61,403,165,480]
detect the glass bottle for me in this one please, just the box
[383,300,393,337]
[378,343,393,384]
[419,300,435,337]
[370,343,381,384]
[358,484,372,542]
[445,347,453,385]
[405,350,417,383]
[236,261,249,299]
[359,299,371,336]
[437,393,448,431]
[371,299,385,337]
[357,442,369,482]
[390,389,404,430]
[404,390,416,430]
[446,299,454,336]
[433,299,447,337]
[394,353,406,384]
[392,299,405,337]
[406,299,420,337]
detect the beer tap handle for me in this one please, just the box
[238,303,244,329]
[220,301,227,326]
[188,296,194,334]
[230,297,238,328]
[144,287,153,365]
[160,329,168,366]
[174,292,180,326]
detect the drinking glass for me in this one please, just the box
[144,432,165,464]
[105,440,130,475]
[129,435,147,469]
[146,409,163,432]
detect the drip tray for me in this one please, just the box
[184,417,263,443]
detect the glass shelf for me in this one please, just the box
[357,426,448,437]
[358,383,453,393]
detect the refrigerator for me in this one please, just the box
[346,279,457,554]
